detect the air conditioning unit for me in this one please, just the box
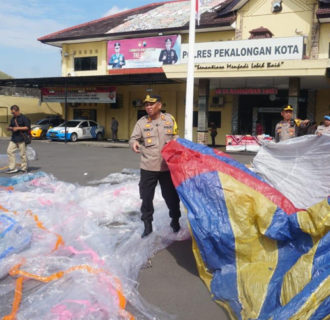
[212,96,224,107]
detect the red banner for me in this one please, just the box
[226,135,273,152]
[216,88,278,95]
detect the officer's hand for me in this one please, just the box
[132,141,140,153]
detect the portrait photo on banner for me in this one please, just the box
[107,35,181,70]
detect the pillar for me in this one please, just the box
[288,77,300,118]
[231,96,239,134]
[197,79,210,145]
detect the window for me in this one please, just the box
[110,93,123,109]
[50,118,64,126]
[209,111,221,128]
[0,106,8,123]
[36,119,49,125]
[89,121,97,127]
[80,121,89,128]
[193,111,221,128]
[74,57,97,71]
[73,109,97,121]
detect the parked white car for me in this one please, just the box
[47,119,104,142]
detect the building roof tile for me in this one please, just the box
[39,0,231,43]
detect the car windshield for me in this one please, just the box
[59,121,80,128]
[35,119,49,125]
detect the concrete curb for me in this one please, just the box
[0,137,130,148]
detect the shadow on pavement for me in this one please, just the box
[166,239,199,277]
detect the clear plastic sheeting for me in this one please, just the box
[0,171,189,320]
[252,135,330,208]
[0,214,32,260]
[88,168,140,185]
[0,146,37,171]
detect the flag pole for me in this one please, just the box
[184,0,197,140]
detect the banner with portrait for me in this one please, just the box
[107,35,181,70]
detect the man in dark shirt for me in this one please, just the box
[111,117,119,141]
[6,105,31,173]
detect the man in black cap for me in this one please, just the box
[129,94,181,238]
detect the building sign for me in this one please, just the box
[226,135,273,152]
[107,35,181,70]
[41,87,116,103]
[195,60,286,71]
[181,37,303,63]
[216,88,278,95]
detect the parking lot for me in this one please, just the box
[0,139,254,320]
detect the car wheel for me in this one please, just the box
[70,133,78,142]
[96,132,103,141]
[40,131,47,140]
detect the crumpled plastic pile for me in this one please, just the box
[162,137,330,320]
[0,170,189,320]
[252,134,330,208]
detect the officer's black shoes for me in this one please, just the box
[170,219,180,233]
[141,220,153,238]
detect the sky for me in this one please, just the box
[0,0,169,79]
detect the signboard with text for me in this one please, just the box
[107,35,181,70]
[41,87,116,103]
[216,88,278,95]
[181,37,303,63]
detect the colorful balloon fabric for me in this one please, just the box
[162,138,330,320]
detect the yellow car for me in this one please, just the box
[31,117,64,139]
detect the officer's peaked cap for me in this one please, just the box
[282,105,293,111]
[143,94,161,103]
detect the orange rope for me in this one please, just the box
[0,186,14,192]
[1,277,23,320]
[0,204,134,320]
[6,263,135,320]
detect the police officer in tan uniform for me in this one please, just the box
[129,94,181,238]
[315,115,330,136]
[275,105,309,142]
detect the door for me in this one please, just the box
[79,121,90,139]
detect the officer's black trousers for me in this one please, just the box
[139,169,181,222]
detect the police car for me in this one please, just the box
[46,119,104,142]
[31,117,64,139]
